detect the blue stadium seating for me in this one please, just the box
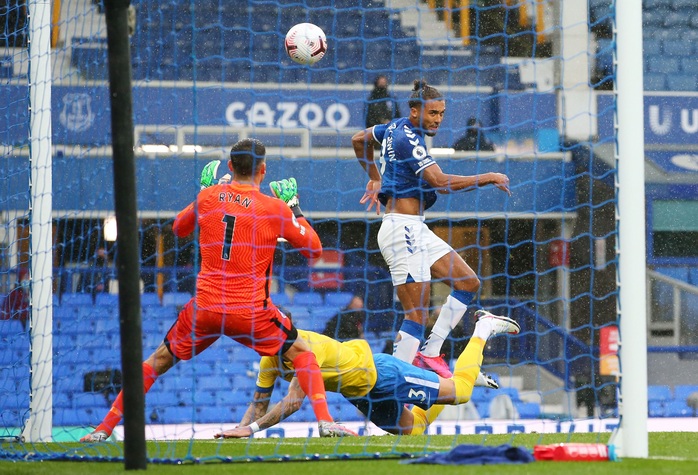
[141,293,161,307]
[94,293,119,307]
[270,292,292,308]
[72,392,109,409]
[667,74,697,91]
[648,385,673,402]
[0,318,24,336]
[673,385,698,402]
[293,292,324,307]
[664,400,694,417]
[309,306,341,332]
[644,73,667,91]
[61,293,94,307]
[324,292,355,308]
[162,292,191,307]
[648,400,666,417]
[515,402,541,419]
[56,408,94,426]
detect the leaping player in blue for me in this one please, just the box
[352,79,514,384]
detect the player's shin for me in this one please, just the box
[451,337,485,404]
[421,291,473,357]
[94,362,158,436]
[292,351,333,422]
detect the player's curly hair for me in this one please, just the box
[229,138,266,177]
[408,80,443,109]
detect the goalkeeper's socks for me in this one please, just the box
[451,337,485,404]
[292,351,333,422]
[95,362,159,435]
[410,405,446,435]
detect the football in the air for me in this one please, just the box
[284,23,327,65]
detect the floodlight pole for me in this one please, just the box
[615,0,649,459]
[104,0,147,469]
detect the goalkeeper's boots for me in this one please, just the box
[474,309,520,338]
[413,352,453,378]
[269,177,299,208]
[80,430,109,443]
[318,420,358,438]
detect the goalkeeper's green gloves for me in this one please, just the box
[269,177,303,218]
[200,160,231,190]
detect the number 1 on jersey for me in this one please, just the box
[221,214,236,260]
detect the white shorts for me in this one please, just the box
[377,213,452,286]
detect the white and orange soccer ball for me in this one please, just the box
[284,23,327,65]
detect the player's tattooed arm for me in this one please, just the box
[215,380,305,438]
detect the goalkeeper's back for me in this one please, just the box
[173,182,322,313]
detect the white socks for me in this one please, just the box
[420,295,468,357]
[473,318,494,341]
[393,330,422,362]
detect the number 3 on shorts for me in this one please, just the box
[408,388,427,402]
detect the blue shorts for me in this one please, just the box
[348,353,441,431]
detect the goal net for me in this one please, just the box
[0,0,625,463]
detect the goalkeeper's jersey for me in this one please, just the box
[256,329,378,398]
[173,182,321,313]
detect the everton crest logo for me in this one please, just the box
[59,93,95,132]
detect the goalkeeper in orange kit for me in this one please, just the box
[215,309,519,437]
[81,139,356,442]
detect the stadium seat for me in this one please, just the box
[664,400,694,417]
[673,385,698,402]
[647,53,680,74]
[56,408,94,426]
[664,12,689,28]
[61,293,94,306]
[643,38,661,56]
[94,293,119,307]
[324,292,355,308]
[333,402,364,422]
[162,292,192,307]
[667,74,697,91]
[648,385,673,402]
[648,400,666,417]
[293,292,324,307]
[672,0,695,9]
[309,306,341,332]
[141,293,161,307]
[72,392,109,409]
[270,292,292,308]
[644,73,667,91]
[0,318,24,336]
[662,40,693,57]
[514,402,541,419]
[644,0,672,8]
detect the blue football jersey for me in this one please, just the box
[372,117,438,210]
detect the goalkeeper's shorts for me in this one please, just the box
[165,299,296,359]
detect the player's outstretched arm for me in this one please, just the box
[270,177,323,259]
[239,390,272,427]
[214,378,306,438]
[422,165,511,196]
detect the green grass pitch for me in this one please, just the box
[1,432,697,474]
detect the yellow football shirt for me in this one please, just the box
[256,329,377,398]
